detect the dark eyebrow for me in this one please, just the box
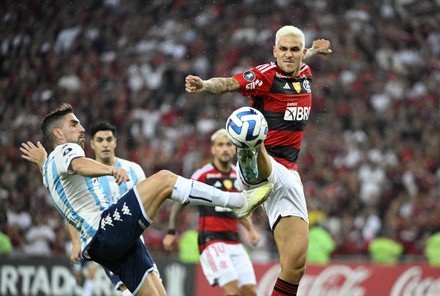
[279,45,301,51]
[95,135,114,140]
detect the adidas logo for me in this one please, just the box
[283,83,290,90]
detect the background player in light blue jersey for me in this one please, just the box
[20,103,273,295]
[90,122,146,204]
[76,121,151,296]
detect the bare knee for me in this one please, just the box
[278,245,307,283]
[152,170,178,193]
[240,284,257,296]
[138,170,177,194]
[222,280,240,296]
[274,217,309,284]
[280,262,306,283]
[136,170,178,218]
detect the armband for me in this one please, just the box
[167,229,176,235]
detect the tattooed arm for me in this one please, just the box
[304,39,332,61]
[185,75,240,95]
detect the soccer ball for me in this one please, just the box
[226,106,268,149]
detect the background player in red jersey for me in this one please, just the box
[163,129,260,296]
[184,26,332,296]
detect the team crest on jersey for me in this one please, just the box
[292,82,301,93]
[243,70,255,82]
[63,147,73,156]
[223,180,233,190]
[303,80,311,93]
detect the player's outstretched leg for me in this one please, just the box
[232,182,273,219]
[135,170,273,220]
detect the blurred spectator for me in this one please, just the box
[368,232,404,265]
[425,232,440,266]
[0,231,12,255]
[178,229,200,264]
[23,213,56,256]
[307,223,336,264]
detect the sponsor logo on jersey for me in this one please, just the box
[303,79,311,93]
[243,70,256,82]
[283,83,290,90]
[100,214,114,230]
[207,173,223,178]
[122,202,132,216]
[245,79,263,90]
[284,106,311,121]
[275,72,294,79]
[113,208,123,222]
[292,82,301,93]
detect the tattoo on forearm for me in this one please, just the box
[204,78,238,95]
[304,47,319,61]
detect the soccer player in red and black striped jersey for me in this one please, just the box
[185,26,332,296]
[163,129,260,296]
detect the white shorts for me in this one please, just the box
[199,242,256,287]
[237,156,309,230]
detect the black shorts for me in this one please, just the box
[86,188,155,294]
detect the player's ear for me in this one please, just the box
[53,128,63,141]
[273,45,277,58]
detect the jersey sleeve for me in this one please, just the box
[232,63,275,97]
[131,162,146,181]
[60,143,85,174]
[190,168,206,183]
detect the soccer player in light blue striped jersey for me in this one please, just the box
[22,120,152,296]
[90,122,145,204]
[20,103,273,295]
[81,121,150,296]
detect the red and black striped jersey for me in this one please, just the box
[191,163,241,252]
[233,62,313,170]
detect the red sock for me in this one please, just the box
[271,278,299,296]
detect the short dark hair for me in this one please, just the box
[90,121,117,138]
[41,103,74,146]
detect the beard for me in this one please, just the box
[77,138,85,149]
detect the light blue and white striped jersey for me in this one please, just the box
[42,143,112,251]
[97,157,146,203]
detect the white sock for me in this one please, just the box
[121,289,133,296]
[82,279,94,296]
[171,176,244,208]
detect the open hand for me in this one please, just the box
[20,141,47,168]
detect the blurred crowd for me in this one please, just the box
[0,0,439,263]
